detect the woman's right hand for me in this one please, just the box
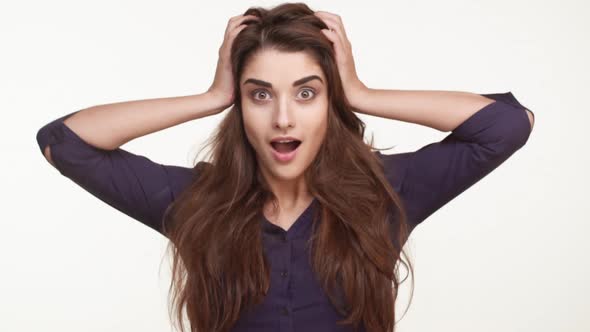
[207,14,260,110]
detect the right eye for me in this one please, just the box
[251,89,271,101]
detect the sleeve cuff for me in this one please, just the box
[452,91,533,148]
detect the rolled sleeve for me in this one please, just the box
[378,91,534,233]
[36,111,198,235]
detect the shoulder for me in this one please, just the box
[166,161,211,199]
[373,150,412,194]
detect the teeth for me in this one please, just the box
[275,140,295,143]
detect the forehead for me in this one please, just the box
[241,49,324,86]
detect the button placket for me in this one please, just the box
[279,234,290,281]
[277,232,293,331]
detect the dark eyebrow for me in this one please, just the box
[242,75,323,88]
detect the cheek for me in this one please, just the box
[242,111,266,148]
[242,121,256,147]
[241,111,253,139]
[300,110,328,155]
[307,107,328,135]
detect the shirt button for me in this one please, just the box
[281,270,288,277]
[280,306,289,315]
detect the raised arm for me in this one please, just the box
[311,12,535,232]
[352,88,534,132]
[36,14,254,235]
[36,91,228,235]
[374,91,535,233]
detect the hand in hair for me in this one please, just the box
[314,11,367,109]
[207,14,260,109]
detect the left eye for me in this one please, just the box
[298,89,316,99]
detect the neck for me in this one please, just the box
[259,168,313,213]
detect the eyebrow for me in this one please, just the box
[242,75,324,88]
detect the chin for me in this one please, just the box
[270,166,304,180]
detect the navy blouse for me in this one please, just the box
[36,92,533,331]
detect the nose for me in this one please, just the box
[273,99,294,129]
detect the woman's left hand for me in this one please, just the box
[314,11,367,109]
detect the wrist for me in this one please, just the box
[349,81,370,111]
[205,89,233,112]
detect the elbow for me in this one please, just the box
[517,107,535,147]
[43,145,57,168]
[526,108,535,131]
[488,105,534,156]
[508,108,535,152]
[36,125,59,170]
[36,126,53,166]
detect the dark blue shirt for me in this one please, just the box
[36,91,533,331]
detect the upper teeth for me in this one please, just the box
[276,140,294,143]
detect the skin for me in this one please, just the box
[232,11,534,230]
[314,10,535,130]
[240,48,329,228]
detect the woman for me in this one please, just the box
[36,3,534,332]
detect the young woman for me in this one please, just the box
[36,3,534,332]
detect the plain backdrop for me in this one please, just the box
[2,0,587,331]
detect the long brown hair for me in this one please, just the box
[162,3,414,331]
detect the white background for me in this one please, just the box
[2,0,587,331]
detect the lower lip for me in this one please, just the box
[271,143,300,163]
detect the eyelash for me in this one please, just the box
[250,88,317,101]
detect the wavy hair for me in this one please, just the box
[161,2,414,331]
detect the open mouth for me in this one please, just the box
[270,140,302,162]
[270,140,302,153]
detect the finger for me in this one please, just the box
[230,23,249,38]
[315,12,349,41]
[224,23,250,52]
[318,18,347,50]
[220,22,250,55]
[225,15,259,38]
[315,15,349,48]
[231,15,259,28]
[230,14,259,23]
[320,29,345,60]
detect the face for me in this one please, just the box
[240,48,329,187]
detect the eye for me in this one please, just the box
[298,88,316,100]
[250,88,317,102]
[251,89,269,101]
